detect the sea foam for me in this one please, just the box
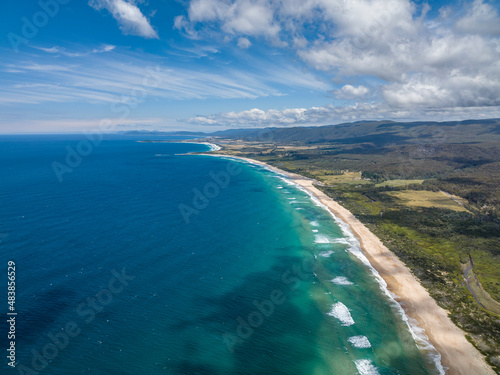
[328,302,355,326]
[331,276,353,285]
[348,335,371,348]
[277,176,446,375]
[319,250,335,257]
[211,155,446,375]
[314,234,330,243]
[354,359,380,375]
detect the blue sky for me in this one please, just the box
[1,0,500,133]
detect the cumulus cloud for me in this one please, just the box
[189,102,500,128]
[382,73,500,108]
[190,107,308,126]
[334,85,370,99]
[237,37,252,48]
[176,0,500,122]
[455,0,500,36]
[89,0,158,39]
[177,0,281,42]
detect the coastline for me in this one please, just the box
[197,150,495,375]
[183,141,222,151]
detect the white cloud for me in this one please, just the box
[33,46,62,54]
[188,102,500,128]
[382,73,500,108]
[32,44,117,57]
[176,0,500,121]
[222,1,280,38]
[334,85,369,99]
[455,0,500,36]
[173,15,200,39]
[178,0,281,43]
[93,44,117,53]
[0,117,163,134]
[237,37,252,48]
[0,50,331,105]
[89,0,158,39]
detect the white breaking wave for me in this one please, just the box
[310,221,319,226]
[278,177,446,375]
[206,143,221,151]
[208,156,446,375]
[331,238,350,245]
[312,229,319,233]
[184,142,221,151]
[328,302,355,326]
[333,219,445,374]
[348,335,371,348]
[319,250,335,257]
[354,359,380,375]
[315,235,349,245]
[314,234,330,243]
[331,276,354,285]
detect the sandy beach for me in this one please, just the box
[203,152,495,375]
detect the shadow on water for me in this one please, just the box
[166,253,325,375]
[17,287,76,346]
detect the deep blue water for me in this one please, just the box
[0,135,442,374]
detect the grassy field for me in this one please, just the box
[310,170,373,185]
[386,190,470,212]
[375,179,424,187]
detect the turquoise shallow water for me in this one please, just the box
[0,136,442,374]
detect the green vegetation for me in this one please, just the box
[310,170,372,185]
[375,179,424,187]
[464,261,500,316]
[208,118,500,372]
[386,190,470,212]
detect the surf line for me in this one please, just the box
[204,153,446,375]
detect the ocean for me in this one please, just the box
[0,135,443,375]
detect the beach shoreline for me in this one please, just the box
[197,150,495,375]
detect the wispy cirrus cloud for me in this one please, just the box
[31,44,116,57]
[89,0,158,39]
[0,117,164,134]
[0,50,331,105]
